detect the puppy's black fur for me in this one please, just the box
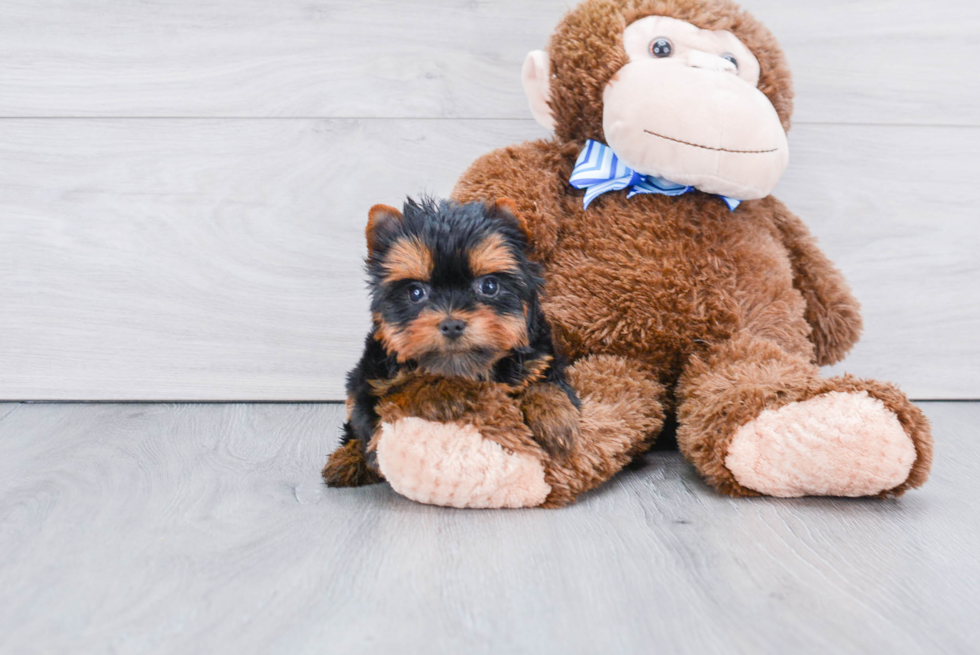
[324,197,579,488]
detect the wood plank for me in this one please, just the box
[781,126,980,398]
[0,0,976,125]
[0,401,975,654]
[0,119,977,400]
[0,0,564,119]
[745,0,980,127]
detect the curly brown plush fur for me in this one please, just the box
[437,0,932,500]
[372,355,665,507]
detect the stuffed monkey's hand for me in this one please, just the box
[520,383,581,462]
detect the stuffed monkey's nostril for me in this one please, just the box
[439,318,467,340]
[687,50,738,74]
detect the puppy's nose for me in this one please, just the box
[438,318,467,340]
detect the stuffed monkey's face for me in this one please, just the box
[523,15,790,200]
[605,16,788,199]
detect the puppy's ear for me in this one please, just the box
[491,198,532,245]
[366,204,404,253]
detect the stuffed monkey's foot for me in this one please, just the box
[725,391,916,498]
[371,356,665,509]
[678,333,932,498]
[375,418,551,509]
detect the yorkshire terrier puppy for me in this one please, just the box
[323,197,580,488]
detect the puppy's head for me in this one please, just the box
[365,197,541,378]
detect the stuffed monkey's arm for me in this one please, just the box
[452,139,575,262]
[768,197,863,366]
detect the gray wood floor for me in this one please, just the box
[1,401,976,655]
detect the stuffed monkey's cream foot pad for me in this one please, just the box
[375,418,550,509]
[725,391,916,498]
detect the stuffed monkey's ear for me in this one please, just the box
[366,204,403,253]
[522,50,555,131]
[492,198,532,246]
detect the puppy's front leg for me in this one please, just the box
[519,382,581,461]
[323,334,391,488]
[322,415,384,488]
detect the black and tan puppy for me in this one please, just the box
[323,197,580,488]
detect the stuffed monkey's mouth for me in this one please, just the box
[643,129,779,154]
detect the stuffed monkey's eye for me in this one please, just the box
[477,276,499,297]
[721,53,738,69]
[407,283,428,304]
[650,38,673,58]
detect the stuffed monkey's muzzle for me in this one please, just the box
[602,59,789,200]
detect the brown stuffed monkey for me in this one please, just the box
[363,0,933,508]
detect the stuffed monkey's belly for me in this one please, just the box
[375,418,551,509]
[544,228,738,367]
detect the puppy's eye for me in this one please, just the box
[407,283,428,303]
[650,38,673,58]
[477,276,499,297]
[721,53,738,69]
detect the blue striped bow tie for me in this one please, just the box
[568,139,740,211]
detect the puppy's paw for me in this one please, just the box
[322,440,384,487]
[520,383,581,461]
